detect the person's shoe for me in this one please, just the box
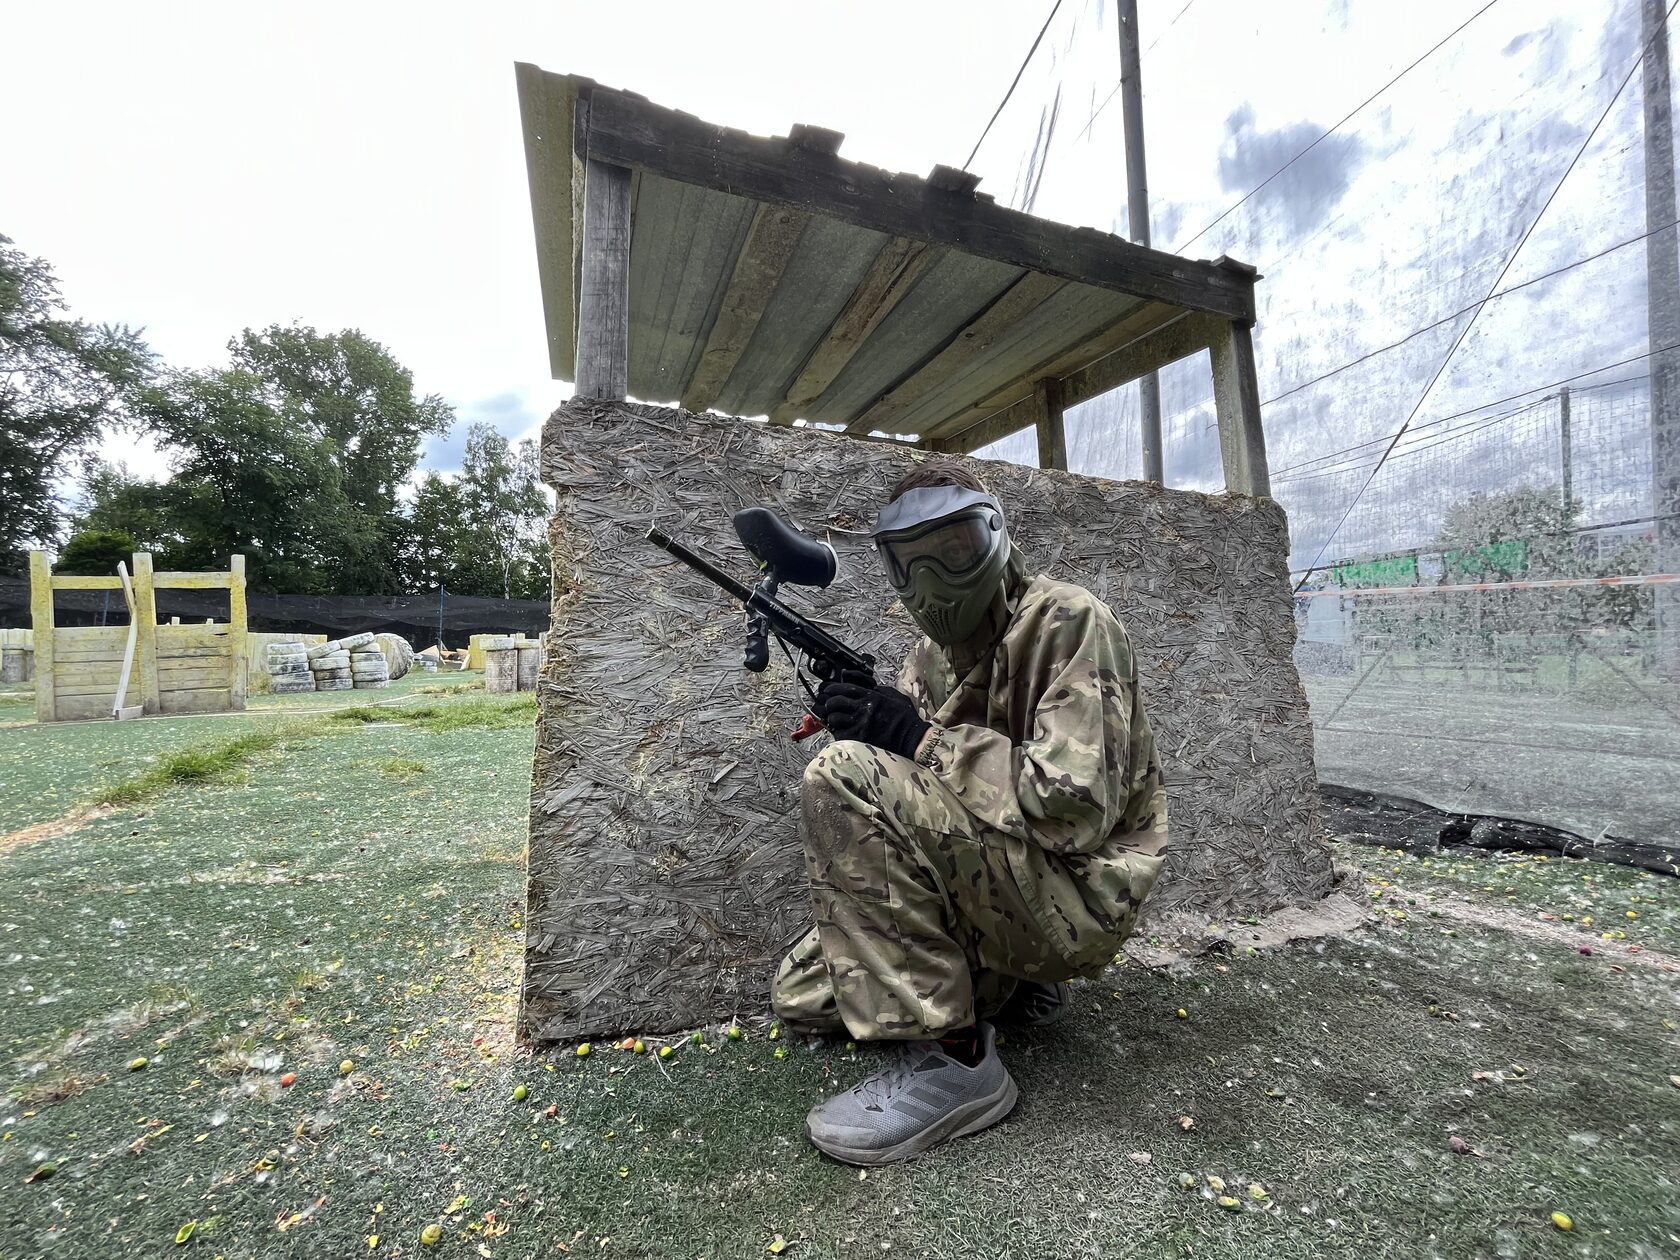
[804,1022,1016,1165]
[993,979,1071,1028]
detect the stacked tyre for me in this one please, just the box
[351,642,390,689]
[373,632,413,681]
[307,639,354,692]
[267,641,315,694]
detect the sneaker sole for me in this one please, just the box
[806,1072,1019,1166]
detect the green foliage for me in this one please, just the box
[134,367,356,593]
[54,528,136,576]
[95,726,287,806]
[230,326,453,592]
[0,234,155,572]
[403,423,550,599]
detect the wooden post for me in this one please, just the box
[131,552,161,714]
[1209,320,1271,497]
[574,158,632,401]
[28,550,55,723]
[1034,377,1068,471]
[228,554,248,710]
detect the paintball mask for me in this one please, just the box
[871,485,1011,646]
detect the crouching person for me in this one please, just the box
[771,462,1169,1165]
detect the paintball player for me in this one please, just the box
[771,462,1169,1165]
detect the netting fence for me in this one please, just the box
[966,0,1679,844]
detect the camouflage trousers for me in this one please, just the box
[771,739,1131,1041]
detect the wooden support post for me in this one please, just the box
[1208,320,1271,497]
[28,550,55,723]
[1034,378,1067,471]
[575,158,632,401]
[131,552,161,714]
[228,554,248,710]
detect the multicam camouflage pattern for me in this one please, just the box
[772,566,1169,1041]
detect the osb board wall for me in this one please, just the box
[525,399,1330,1043]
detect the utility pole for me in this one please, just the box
[1558,386,1573,519]
[1118,0,1165,484]
[1644,0,1680,678]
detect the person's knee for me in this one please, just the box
[801,739,868,804]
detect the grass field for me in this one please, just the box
[2,678,1677,1259]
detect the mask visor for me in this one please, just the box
[876,513,998,589]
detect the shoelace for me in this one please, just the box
[853,1042,935,1107]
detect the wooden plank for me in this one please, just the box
[515,63,582,380]
[883,283,1136,439]
[845,271,1066,434]
[935,312,1216,456]
[55,694,114,722]
[767,236,944,425]
[1209,319,1271,497]
[1035,378,1067,471]
[29,550,56,722]
[1061,311,1217,411]
[575,158,633,400]
[50,575,124,590]
[716,216,886,417]
[932,393,1042,456]
[681,201,811,412]
[580,85,1257,321]
[228,555,248,710]
[152,571,234,590]
[155,626,230,650]
[132,552,161,715]
[158,665,235,691]
[159,686,233,716]
[917,299,1174,443]
[804,252,1023,427]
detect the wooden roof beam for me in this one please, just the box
[580,85,1256,322]
[843,271,1067,435]
[934,312,1222,455]
[915,299,1177,445]
[767,236,945,426]
[680,201,811,413]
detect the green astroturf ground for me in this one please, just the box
[1,685,1676,1259]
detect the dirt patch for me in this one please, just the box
[1428,893,1680,972]
[0,805,113,854]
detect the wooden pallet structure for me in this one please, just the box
[28,551,248,723]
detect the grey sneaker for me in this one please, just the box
[805,1023,1017,1165]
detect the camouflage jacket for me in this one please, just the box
[898,574,1169,968]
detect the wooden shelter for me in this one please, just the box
[513,72,1329,1043]
[514,67,1269,493]
[29,551,248,723]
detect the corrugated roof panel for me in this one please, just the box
[804,251,1023,429]
[626,178,756,405]
[888,284,1143,435]
[715,216,888,418]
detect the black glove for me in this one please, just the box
[813,675,930,760]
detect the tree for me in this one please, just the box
[136,367,355,593]
[55,527,136,576]
[230,326,452,592]
[0,234,155,572]
[403,424,550,599]
[75,461,200,566]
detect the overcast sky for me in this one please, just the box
[5,0,1665,566]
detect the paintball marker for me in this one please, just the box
[646,508,875,740]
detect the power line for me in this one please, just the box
[964,0,1066,171]
[1262,219,1680,411]
[1146,0,1198,55]
[1290,1,1679,594]
[1173,0,1502,256]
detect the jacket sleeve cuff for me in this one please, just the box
[915,723,953,771]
